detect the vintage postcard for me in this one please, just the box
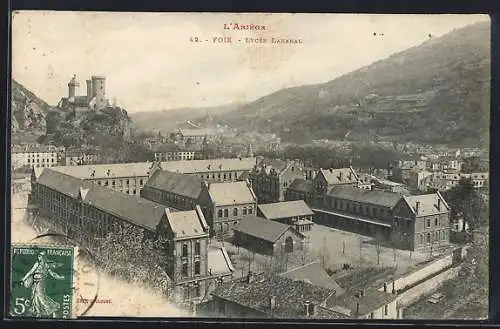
[9,12,490,320]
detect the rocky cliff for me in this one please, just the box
[12,79,132,149]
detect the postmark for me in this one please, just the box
[10,244,77,319]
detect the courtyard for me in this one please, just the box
[211,223,442,282]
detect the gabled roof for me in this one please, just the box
[12,145,58,153]
[164,206,208,239]
[206,181,256,205]
[400,192,449,217]
[327,186,401,208]
[319,167,358,185]
[36,168,167,231]
[258,200,313,220]
[51,162,156,179]
[326,288,397,317]
[280,261,345,295]
[144,169,203,199]
[233,216,303,242]
[161,158,256,174]
[287,179,313,193]
[178,128,218,137]
[257,158,289,173]
[211,273,345,319]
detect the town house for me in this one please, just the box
[391,192,450,251]
[249,159,305,203]
[197,180,257,240]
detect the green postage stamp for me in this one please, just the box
[10,244,77,319]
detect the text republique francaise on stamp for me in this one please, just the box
[10,244,77,319]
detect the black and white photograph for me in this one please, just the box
[9,12,490,320]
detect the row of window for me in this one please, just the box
[251,177,280,191]
[93,178,144,187]
[418,230,448,245]
[29,163,56,168]
[181,241,201,257]
[425,216,444,228]
[36,185,115,234]
[23,153,57,157]
[27,158,56,163]
[197,171,241,181]
[326,197,390,219]
[181,260,201,277]
[217,206,253,218]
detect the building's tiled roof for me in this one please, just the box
[233,216,303,242]
[211,273,344,319]
[152,143,180,153]
[178,128,218,137]
[207,181,256,206]
[327,185,401,208]
[161,158,257,174]
[326,288,397,317]
[287,179,313,193]
[280,261,345,295]
[319,167,358,185]
[401,192,449,217]
[373,178,403,187]
[144,169,203,200]
[258,200,313,220]
[36,168,167,231]
[164,206,208,239]
[51,162,156,179]
[257,158,289,172]
[208,246,235,276]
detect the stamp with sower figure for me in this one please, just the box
[10,244,77,319]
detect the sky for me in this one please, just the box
[12,12,489,113]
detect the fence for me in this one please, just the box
[378,253,453,293]
[397,266,461,309]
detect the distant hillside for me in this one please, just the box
[217,21,490,148]
[129,103,244,134]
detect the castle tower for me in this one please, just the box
[86,79,93,103]
[91,75,107,110]
[68,74,79,100]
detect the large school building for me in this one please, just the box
[29,167,234,304]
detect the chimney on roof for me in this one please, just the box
[329,168,333,173]
[303,301,311,316]
[269,296,276,313]
[415,201,420,214]
[106,169,111,176]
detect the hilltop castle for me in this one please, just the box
[57,74,110,111]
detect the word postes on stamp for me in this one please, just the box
[10,244,77,319]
